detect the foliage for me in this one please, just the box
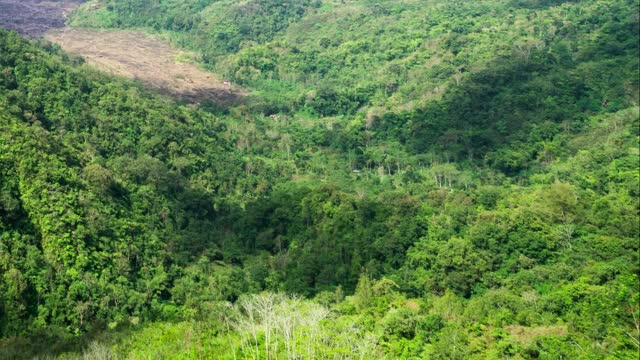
[0,0,639,358]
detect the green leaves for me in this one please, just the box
[433,238,488,298]
[0,0,638,357]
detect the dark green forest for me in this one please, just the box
[1,0,639,358]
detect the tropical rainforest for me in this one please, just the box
[0,0,639,358]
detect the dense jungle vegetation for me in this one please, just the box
[1,0,639,358]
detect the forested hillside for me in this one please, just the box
[0,0,639,358]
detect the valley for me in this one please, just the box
[0,0,638,359]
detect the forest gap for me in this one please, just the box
[45,28,248,104]
[0,0,85,38]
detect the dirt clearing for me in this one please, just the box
[45,28,246,104]
[0,0,83,37]
[506,325,568,345]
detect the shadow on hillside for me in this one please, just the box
[176,86,248,107]
[508,0,577,9]
[0,327,99,359]
[382,33,636,169]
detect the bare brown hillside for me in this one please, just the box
[46,28,247,104]
[0,0,83,37]
[0,1,244,104]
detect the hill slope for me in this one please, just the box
[0,0,638,358]
[71,0,639,115]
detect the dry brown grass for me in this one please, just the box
[404,300,421,311]
[45,28,247,104]
[506,325,568,345]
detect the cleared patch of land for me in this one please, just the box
[46,28,246,104]
[506,325,568,345]
[0,0,83,37]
